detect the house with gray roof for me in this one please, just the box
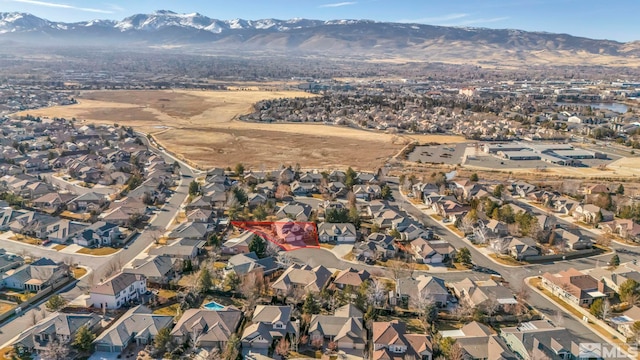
[309,304,365,355]
[317,222,357,243]
[124,255,178,285]
[171,307,243,350]
[241,306,299,355]
[71,221,120,247]
[440,321,517,360]
[271,264,332,296]
[90,272,146,310]
[225,252,279,277]
[94,305,173,354]
[168,221,213,240]
[2,257,68,292]
[500,320,593,360]
[13,312,101,355]
[397,275,449,308]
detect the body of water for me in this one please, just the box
[556,102,628,113]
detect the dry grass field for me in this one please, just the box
[16,89,466,169]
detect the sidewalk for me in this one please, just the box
[527,276,636,359]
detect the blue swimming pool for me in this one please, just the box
[203,301,225,310]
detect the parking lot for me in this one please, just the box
[407,143,469,165]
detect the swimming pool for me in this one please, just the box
[203,301,225,310]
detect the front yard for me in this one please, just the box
[488,253,527,266]
[8,234,41,246]
[71,267,87,278]
[76,247,119,256]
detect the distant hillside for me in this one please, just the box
[1,10,639,65]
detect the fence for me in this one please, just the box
[524,248,599,263]
[0,276,76,325]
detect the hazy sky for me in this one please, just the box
[1,0,637,42]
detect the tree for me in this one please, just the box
[325,208,350,223]
[389,228,401,239]
[232,187,248,205]
[223,272,240,291]
[41,340,69,360]
[493,184,504,198]
[609,254,621,268]
[438,337,457,359]
[223,334,240,360]
[381,184,393,200]
[590,298,604,318]
[617,184,625,195]
[72,325,96,353]
[345,167,358,189]
[45,294,67,312]
[188,180,200,196]
[620,279,639,303]
[249,235,267,258]
[302,292,320,315]
[234,163,245,176]
[154,327,172,356]
[455,247,472,266]
[275,338,290,358]
[197,267,213,294]
[470,173,479,182]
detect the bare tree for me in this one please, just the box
[482,298,501,323]
[102,254,123,279]
[448,343,467,360]
[411,291,436,330]
[275,338,290,358]
[41,340,70,360]
[367,279,387,308]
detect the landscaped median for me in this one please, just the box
[527,277,636,358]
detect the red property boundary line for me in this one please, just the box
[231,221,320,251]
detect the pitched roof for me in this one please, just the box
[94,305,172,347]
[171,308,242,343]
[91,272,145,296]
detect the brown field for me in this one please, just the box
[15,89,466,169]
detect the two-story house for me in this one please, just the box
[90,272,147,309]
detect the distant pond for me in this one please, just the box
[556,102,628,113]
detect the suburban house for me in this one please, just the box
[0,251,24,273]
[440,321,517,360]
[508,237,540,260]
[66,192,107,213]
[449,278,518,311]
[308,304,366,355]
[241,306,299,355]
[554,198,579,216]
[317,222,357,243]
[474,219,509,243]
[332,268,371,290]
[124,255,178,285]
[586,262,640,294]
[353,184,381,200]
[434,200,470,223]
[610,305,640,339]
[31,192,75,212]
[372,320,433,360]
[396,275,449,308]
[2,257,68,292]
[584,184,610,195]
[148,238,206,265]
[90,272,147,309]
[221,231,254,255]
[354,233,397,262]
[541,268,608,307]
[601,219,640,242]
[552,229,593,251]
[572,204,614,224]
[276,202,313,222]
[93,305,173,354]
[13,312,101,355]
[410,238,456,265]
[271,264,332,295]
[171,307,243,350]
[168,221,213,240]
[400,223,433,242]
[500,320,593,360]
[72,221,121,247]
[225,252,279,277]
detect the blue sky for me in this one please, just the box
[1,0,637,42]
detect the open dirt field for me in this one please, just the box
[15,89,466,169]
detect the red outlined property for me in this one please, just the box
[231,220,320,251]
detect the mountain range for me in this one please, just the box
[1,10,639,65]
